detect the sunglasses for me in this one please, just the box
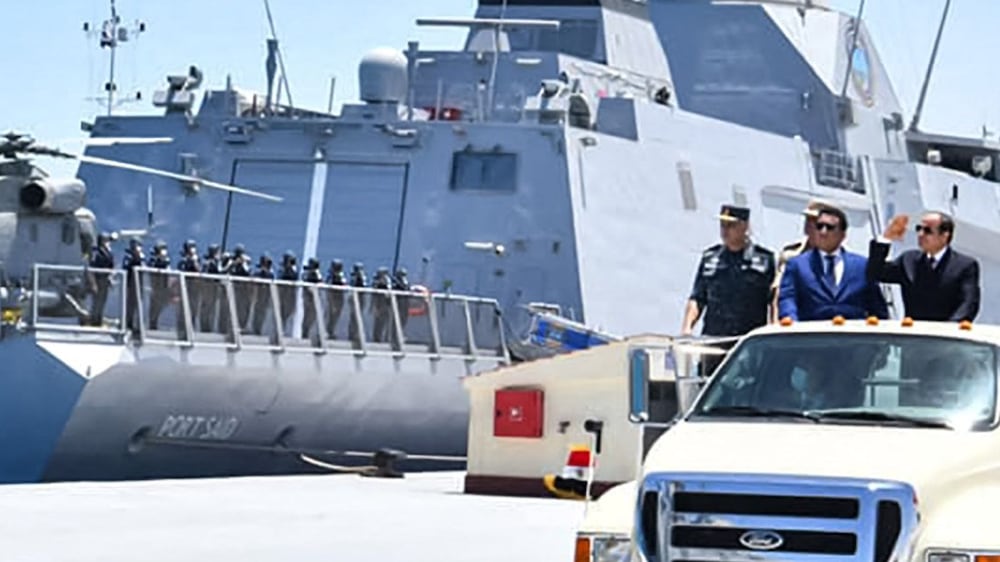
[915,225,938,234]
[815,222,840,232]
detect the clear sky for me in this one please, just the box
[2,0,991,177]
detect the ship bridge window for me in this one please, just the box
[500,19,600,61]
[467,28,511,52]
[450,152,518,192]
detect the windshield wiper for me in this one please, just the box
[699,406,821,423]
[810,410,953,429]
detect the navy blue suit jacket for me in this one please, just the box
[779,248,888,321]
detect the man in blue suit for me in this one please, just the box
[779,206,888,321]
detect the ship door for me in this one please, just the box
[319,162,408,270]
[226,160,316,252]
[223,160,407,273]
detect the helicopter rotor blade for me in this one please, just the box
[64,137,175,147]
[1,132,281,203]
[116,229,149,239]
[74,154,283,203]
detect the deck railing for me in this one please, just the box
[25,264,509,363]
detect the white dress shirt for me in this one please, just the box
[926,246,948,269]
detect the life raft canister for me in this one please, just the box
[408,285,430,316]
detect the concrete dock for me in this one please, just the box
[0,471,584,561]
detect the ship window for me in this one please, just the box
[451,152,517,192]
[504,19,600,61]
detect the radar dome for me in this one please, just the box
[359,48,408,104]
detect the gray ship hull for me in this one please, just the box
[4,296,504,483]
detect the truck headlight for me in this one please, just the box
[575,533,631,562]
[927,551,1000,562]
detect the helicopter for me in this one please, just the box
[0,131,281,321]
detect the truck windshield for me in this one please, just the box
[691,333,998,431]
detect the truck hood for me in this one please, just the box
[644,421,999,499]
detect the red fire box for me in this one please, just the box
[493,388,544,438]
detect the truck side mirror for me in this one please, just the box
[671,338,739,414]
[674,346,706,414]
[628,347,650,423]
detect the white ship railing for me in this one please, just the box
[17,264,128,337]
[24,264,509,364]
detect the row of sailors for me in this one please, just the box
[87,235,417,342]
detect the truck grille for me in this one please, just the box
[673,491,860,518]
[671,526,856,554]
[635,473,918,562]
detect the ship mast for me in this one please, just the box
[838,0,867,99]
[262,0,295,112]
[83,0,146,116]
[909,0,953,132]
[486,0,509,121]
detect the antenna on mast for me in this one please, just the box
[486,0,510,121]
[262,0,294,111]
[909,0,953,132]
[83,0,147,116]
[838,0,867,99]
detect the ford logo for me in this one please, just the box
[739,530,784,551]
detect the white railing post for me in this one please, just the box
[31,264,39,327]
[462,299,478,356]
[349,288,367,353]
[223,278,241,348]
[177,271,194,346]
[494,303,510,363]
[269,279,285,349]
[118,268,127,336]
[426,295,441,355]
[310,284,327,353]
[134,267,147,342]
[389,289,406,354]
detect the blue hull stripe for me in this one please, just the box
[0,338,86,483]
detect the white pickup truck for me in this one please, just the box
[574,318,1000,562]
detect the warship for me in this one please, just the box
[2,0,995,483]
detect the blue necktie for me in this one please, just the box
[825,254,837,287]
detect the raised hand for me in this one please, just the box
[883,215,909,241]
